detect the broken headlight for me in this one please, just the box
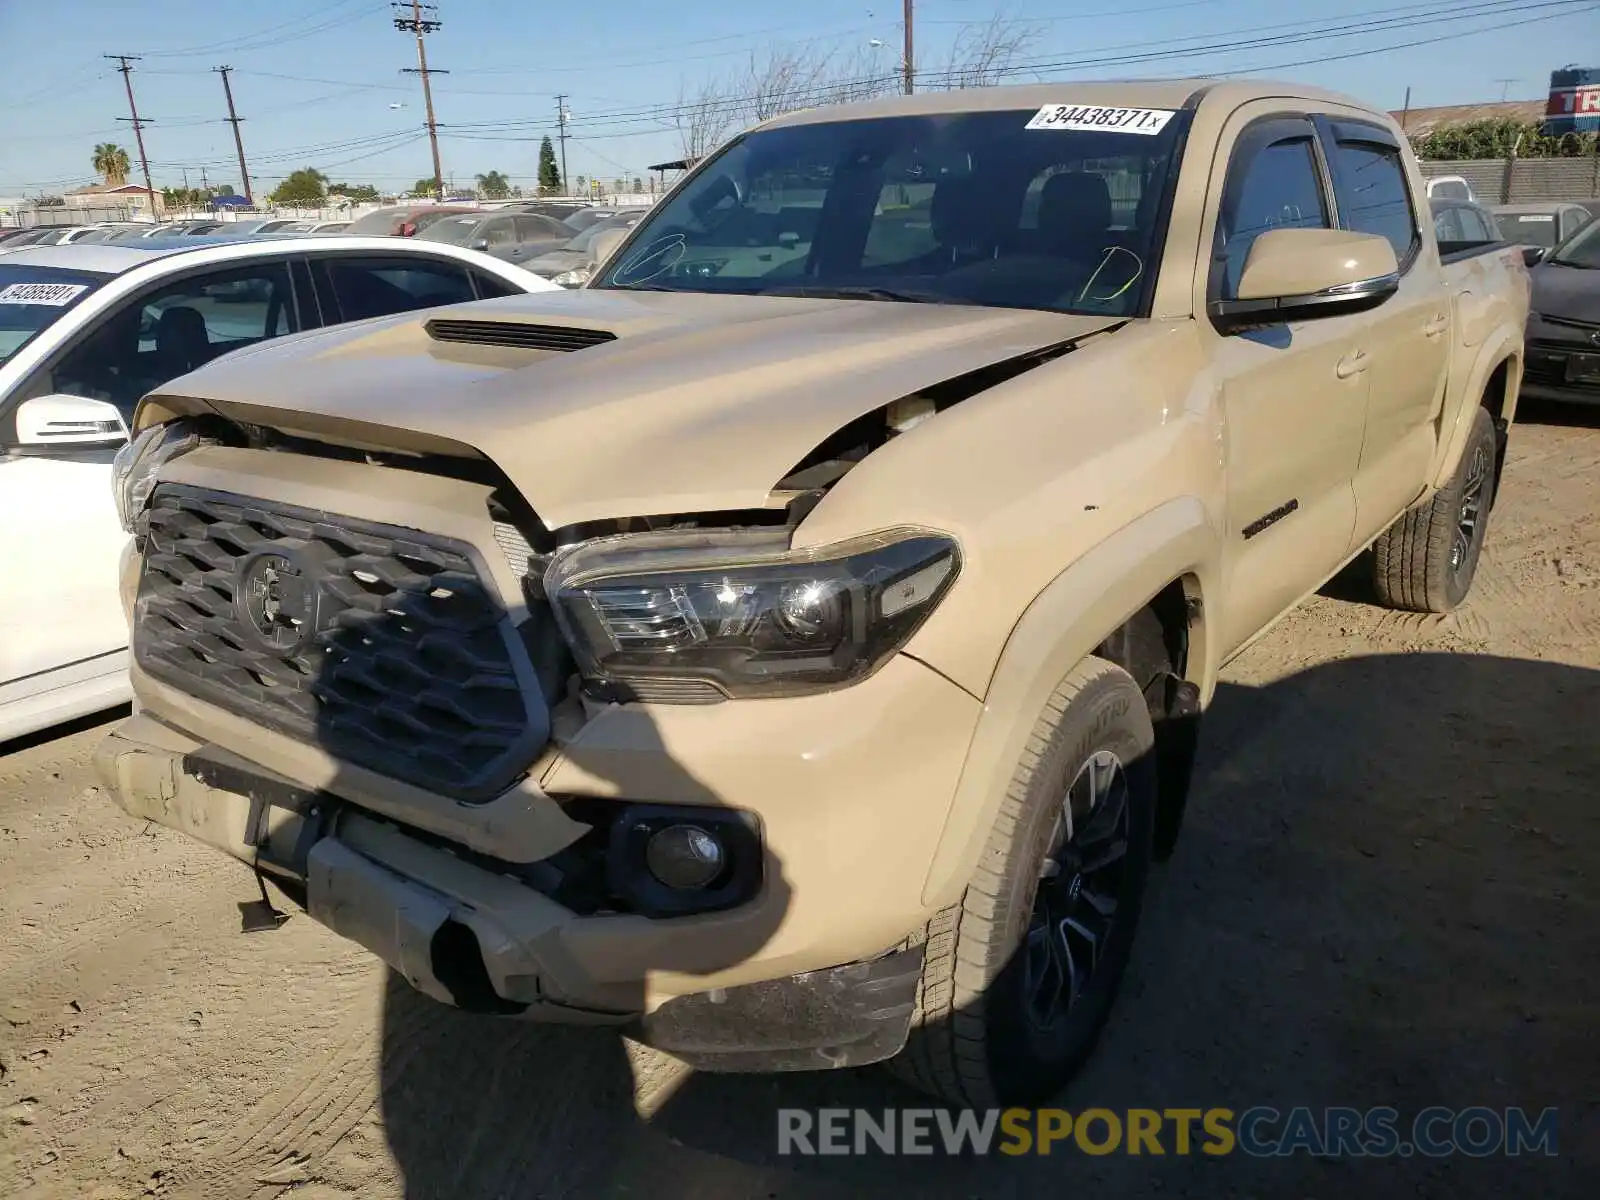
[112,420,204,534]
[544,527,960,699]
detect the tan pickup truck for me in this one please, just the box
[99,80,1529,1105]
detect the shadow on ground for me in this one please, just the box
[376,652,1598,1199]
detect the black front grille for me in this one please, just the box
[425,318,616,352]
[1525,340,1600,391]
[135,485,544,802]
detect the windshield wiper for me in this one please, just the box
[1544,257,1597,269]
[754,284,968,305]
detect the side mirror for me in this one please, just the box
[1210,228,1400,328]
[472,237,490,251]
[1522,245,1546,268]
[588,228,630,272]
[7,393,129,454]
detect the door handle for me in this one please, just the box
[1335,349,1369,379]
[1423,314,1448,338]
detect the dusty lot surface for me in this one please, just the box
[2,414,1596,1200]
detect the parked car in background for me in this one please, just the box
[344,205,478,237]
[523,212,644,283]
[0,236,560,744]
[503,200,588,220]
[274,220,350,235]
[414,210,572,265]
[561,207,623,232]
[70,225,151,245]
[1426,174,1477,202]
[0,228,58,251]
[1521,217,1600,407]
[1430,197,1503,249]
[1492,202,1593,256]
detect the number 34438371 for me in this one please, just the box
[1025,105,1176,135]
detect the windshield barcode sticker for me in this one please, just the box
[0,282,90,306]
[1026,104,1176,135]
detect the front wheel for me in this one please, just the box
[885,656,1157,1107]
[1371,405,1498,614]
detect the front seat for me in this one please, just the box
[1036,172,1114,266]
[925,178,997,267]
[154,306,212,375]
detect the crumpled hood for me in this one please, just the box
[151,288,1122,528]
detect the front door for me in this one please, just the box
[1201,109,1370,657]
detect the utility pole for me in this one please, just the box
[555,94,570,196]
[902,0,914,95]
[1492,78,1521,102]
[106,55,158,222]
[394,1,446,201]
[215,66,254,204]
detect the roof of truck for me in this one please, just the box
[758,79,1375,129]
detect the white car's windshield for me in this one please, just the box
[591,106,1190,316]
[0,265,111,365]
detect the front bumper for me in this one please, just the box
[99,647,975,1067]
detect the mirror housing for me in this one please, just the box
[1521,245,1546,268]
[7,393,129,455]
[471,237,490,251]
[1210,228,1400,329]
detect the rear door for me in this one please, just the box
[1317,116,1451,548]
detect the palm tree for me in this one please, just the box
[475,170,511,200]
[92,143,131,187]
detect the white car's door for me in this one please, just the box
[0,452,128,690]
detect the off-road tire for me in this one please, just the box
[885,656,1157,1107]
[1371,405,1498,613]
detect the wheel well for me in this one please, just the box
[1482,358,1513,425]
[1481,359,1514,507]
[1095,578,1201,862]
[1094,579,1192,702]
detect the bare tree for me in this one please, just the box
[675,77,736,162]
[929,13,1038,91]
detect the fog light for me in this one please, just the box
[645,824,725,890]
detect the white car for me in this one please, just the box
[0,236,559,744]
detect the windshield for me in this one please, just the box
[1547,216,1600,267]
[0,265,111,365]
[415,215,485,245]
[591,106,1189,316]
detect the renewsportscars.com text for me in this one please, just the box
[776,1106,1560,1158]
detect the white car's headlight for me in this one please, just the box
[544,527,960,700]
[552,267,592,286]
[111,420,204,533]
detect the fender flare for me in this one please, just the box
[918,496,1219,910]
[1429,330,1522,492]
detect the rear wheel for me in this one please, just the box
[886,656,1156,1106]
[1372,405,1498,613]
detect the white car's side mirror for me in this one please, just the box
[8,393,129,454]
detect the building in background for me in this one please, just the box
[63,182,165,221]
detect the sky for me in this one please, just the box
[1,0,1596,199]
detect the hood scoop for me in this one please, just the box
[425,318,617,352]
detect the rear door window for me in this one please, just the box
[314,255,477,323]
[1325,130,1420,270]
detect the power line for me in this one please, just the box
[394,0,445,200]
[105,55,159,220]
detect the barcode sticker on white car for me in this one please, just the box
[1025,104,1176,135]
[0,282,90,306]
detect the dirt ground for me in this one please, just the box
[1,412,1596,1200]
